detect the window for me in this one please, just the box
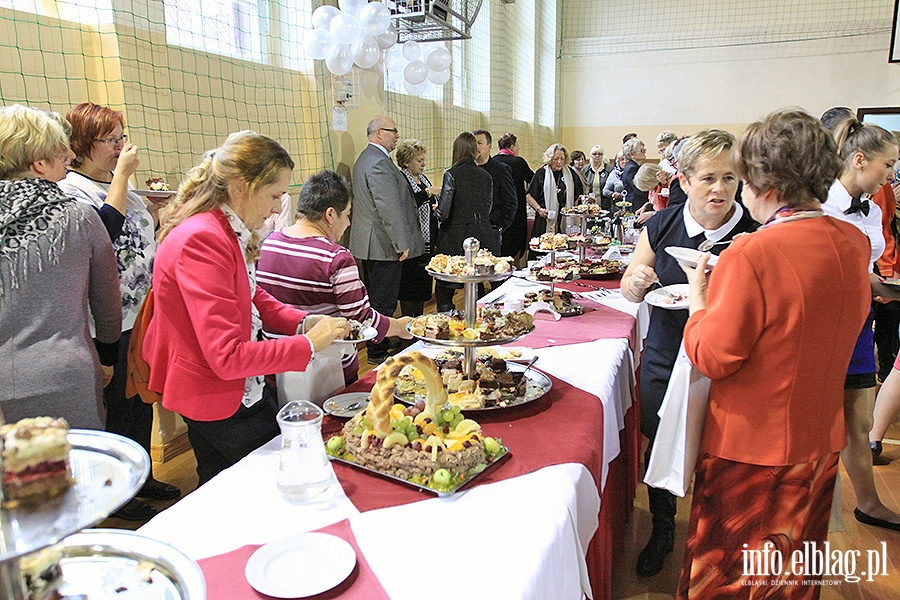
[164,0,267,64]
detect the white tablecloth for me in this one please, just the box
[139,335,638,600]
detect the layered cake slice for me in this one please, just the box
[19,543,64,600]
[145,177,169,191]
[0,417,73,506]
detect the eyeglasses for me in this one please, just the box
[378,128,398,134]
[96,134,128,146]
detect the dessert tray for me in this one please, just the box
[523,290,584,317]
[327,443,510,497]
[529,233,589,251]
[0,430,150,563]
[52,528,205,599]
[560,205,606,216]
[394,360,552,412]
[426,251,514,283]
[406,309,535,346]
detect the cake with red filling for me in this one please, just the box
[0,417,73,506]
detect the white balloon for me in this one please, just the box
[326,44,354,76]
[358,2,392,37]
[425,46,451,71]
[351,34,380,69]
[401,40,420,61]
[339,0,366,17]
[384,46,406,72]
[427,67,451,85]
[303,28,338,60]
[330,13,361,45]
[404,78,430,96]
[311,5,340,30]
[376,21,398,49]
[403,59,428,85]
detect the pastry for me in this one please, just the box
[0,417,73,506]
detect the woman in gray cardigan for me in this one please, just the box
[0,104,121,429]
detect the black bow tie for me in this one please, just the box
[844,197,870,216]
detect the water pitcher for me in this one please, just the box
[276,400,333,502]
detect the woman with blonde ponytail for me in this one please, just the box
[820,110,900,533]
[144,131,350,485]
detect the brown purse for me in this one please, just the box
[126,288,163,404]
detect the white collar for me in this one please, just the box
[368,142,391,157]
[220,204,253,254]
[827,179,855,211]
[682,201,745,241]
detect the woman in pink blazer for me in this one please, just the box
[144,131,347,484]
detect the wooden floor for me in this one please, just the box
[100,294,900,598]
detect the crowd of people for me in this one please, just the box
[2,100,900,598]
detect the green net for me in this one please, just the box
[0,0,563,188]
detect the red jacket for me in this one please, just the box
[144,209,312,421]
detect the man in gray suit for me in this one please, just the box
[349,115,425,363]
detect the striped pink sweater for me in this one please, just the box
[257,232,389,382]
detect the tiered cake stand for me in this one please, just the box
[422,237,521,379]
[0,430,204,599]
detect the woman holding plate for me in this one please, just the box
[620,129,757,578]
[257,170,413,383]
[526,143,585,242]
[677,109,870,597]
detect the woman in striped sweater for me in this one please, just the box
[257,171,413,384]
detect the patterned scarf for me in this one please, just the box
[0,178,75,295]
[402,168,433,247]
[762,205,823,228]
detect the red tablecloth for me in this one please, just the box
[323,369,605,513]
[519,301,636,349]
[198,519,390,600]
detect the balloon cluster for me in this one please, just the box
[302,1,451,97]
[385,40,451,96]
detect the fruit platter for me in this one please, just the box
[324,352,511,495]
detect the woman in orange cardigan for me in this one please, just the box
[144,131,348,485]
[677,110,871,598]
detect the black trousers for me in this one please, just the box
[183,389,279,486]
[644,433,677,533]
[362,259,403,357]
[104,329,154,457]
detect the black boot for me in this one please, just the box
[872,440,890,465]
[636,527,675,577]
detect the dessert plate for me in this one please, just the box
[133,189,176,198]
[645,284,690,310]
[333,326,377,344]
[664,246,719,269]
[245,532,356,598]
[324,392,369,418]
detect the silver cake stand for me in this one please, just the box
[0,430,202,599]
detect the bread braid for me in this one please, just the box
[366,351,447,439]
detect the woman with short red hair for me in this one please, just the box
[58,103,179,520]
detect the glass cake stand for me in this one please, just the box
[0,430,203,599]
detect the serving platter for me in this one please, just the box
[327,445,510,497]
[425,268,513,284]
[394,362,552,412]
[406,324,533,348]
[54,528,205,599]
[0,430,150,563]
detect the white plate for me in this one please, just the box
[645,283,690,310]
[664,246,719,269]
[133,189,176,198]
[333,325,377,344]
[882,278,900,288]
[245,532,356,598]
[323,392,369,418]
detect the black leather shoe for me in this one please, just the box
[113,498,157,521]
[137,478,182,501]
[367,353,388,365]
[853,508,900,532]
[636,529,675,577]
